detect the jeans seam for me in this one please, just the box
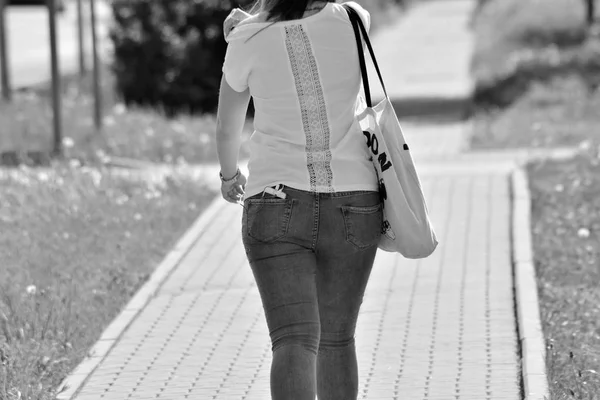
[328,190,378,198]
[312,193,319,250]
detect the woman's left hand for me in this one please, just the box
[221,171,247,204]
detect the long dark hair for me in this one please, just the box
[250,0,337,22]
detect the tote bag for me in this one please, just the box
[344,4,438,259]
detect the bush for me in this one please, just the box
[110,0,254,116]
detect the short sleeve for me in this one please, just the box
[345,2,371,33]
[222,40,251,93]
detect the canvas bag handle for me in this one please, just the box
[343,4,388,108]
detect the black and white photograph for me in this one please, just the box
[1,0,599,399]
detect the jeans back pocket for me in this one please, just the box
[341,203,383,249]
[244,198,294,243]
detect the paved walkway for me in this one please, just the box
[58,1,524,399]
[370,1,474,98]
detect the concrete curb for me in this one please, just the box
[55,195,227,400]
[511,168,550,400]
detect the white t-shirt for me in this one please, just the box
[222,2,378,199]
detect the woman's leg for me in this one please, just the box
[242,191,321,400]
[248,250,320,400]
[315,192,382,400]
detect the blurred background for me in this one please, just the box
[0,0,412,165]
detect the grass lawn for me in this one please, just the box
[0,165,217,400]
[470,0,600,398]
[528,153,600,399]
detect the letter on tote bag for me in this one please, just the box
[344,4,438,259]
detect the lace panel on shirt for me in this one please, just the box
[284,24,334,192]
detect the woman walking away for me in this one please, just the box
[216,1,381,399]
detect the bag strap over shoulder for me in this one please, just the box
[343,4,388,108]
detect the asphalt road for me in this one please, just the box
[0,1,110,91]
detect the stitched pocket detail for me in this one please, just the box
[341,203,383,249]
[245,198,294,243]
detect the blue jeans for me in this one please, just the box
[241,186,383,400]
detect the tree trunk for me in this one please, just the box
[586,0,596,26]
[0,0,11,101]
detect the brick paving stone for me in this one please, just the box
[71,169,520,400]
